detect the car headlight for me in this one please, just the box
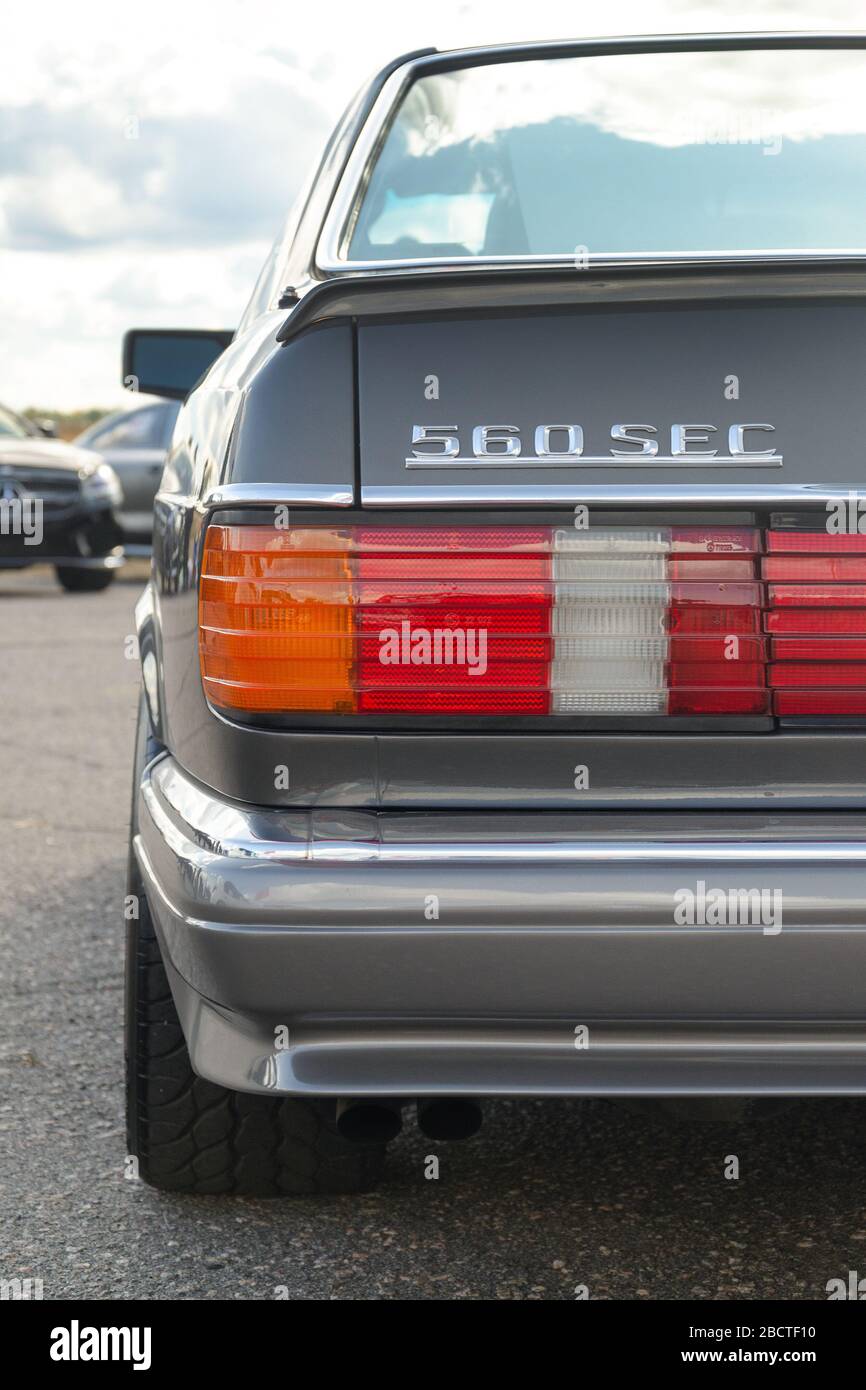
[80,462,123,508]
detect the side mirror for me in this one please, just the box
[35,418,58,438]
[121,328,234,401]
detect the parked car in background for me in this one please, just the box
[0,400,124,591]
[124,33,866,1197]
[76,400,179,551]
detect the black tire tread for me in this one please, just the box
[55,566,115,591]
[125,697,385,1196]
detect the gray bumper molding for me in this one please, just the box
[136,755,866,1097]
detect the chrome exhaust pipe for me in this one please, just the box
[335,1097,403,1143]
[416,1097,483,1141]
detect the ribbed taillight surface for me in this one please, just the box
[200,522,783,716]
[766,531,866,714]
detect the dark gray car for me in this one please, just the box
[0,402,123,590]
[76,400,179,548]
[123,33,866,1196]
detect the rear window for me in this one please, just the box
[346,48,866,261]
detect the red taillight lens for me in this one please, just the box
[774,691,866,714]
[766,609,866,633]
[764,557,866,581]
[766,531,866,715]
[666,578,767,714]
[770,663,866,687]
[766,531,866,553]
[772,637,866,660]
[200,523,866,720]
[355,526,551,714]
[769,584,866,606]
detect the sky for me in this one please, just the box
[0,0,863,410]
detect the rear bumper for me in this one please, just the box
[136,755,866,1097]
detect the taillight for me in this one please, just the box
[200,523,771,716]
[200,523,866,720]
[766,531,866,715]
[199,526,356,711]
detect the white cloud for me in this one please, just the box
[0,244,266,410]
[4,156,133,244]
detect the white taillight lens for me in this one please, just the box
[551,531,671,711]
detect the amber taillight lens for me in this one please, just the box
[199,525,357,711]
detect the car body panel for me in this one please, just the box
[357,302,862,495]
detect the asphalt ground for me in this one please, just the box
[2,562,866,1301]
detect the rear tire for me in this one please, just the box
[56,566,115,592]
[125,695,386,1196]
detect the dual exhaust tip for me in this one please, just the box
[335,1096,482,1144]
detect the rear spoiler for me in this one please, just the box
[276,261,866,344]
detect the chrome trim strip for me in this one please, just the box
[146,759,866,867]
[405,456,784,470]
[318,60,410,269]
[328,251,866,277]
[316,33,866,275]
[202,483,354,509]
[363,484,861,508]
[314,843,866,864]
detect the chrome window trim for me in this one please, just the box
[315,32,866,276]
[200,483,354,509]
[361,484,866,508]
